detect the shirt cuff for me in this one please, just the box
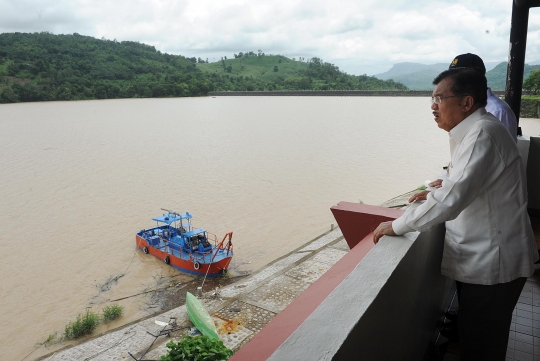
[392,217,415,235]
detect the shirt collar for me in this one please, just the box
[449,107,486,144]
[487,87,493,97]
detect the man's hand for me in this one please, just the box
[409,190,430,203]
[373,221,396,244]
[429,179,443,188]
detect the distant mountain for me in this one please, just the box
[484,62,500,72]
[375,61,540,90]
[375,62,447,80]
[375,63,447,90]
[486,62,540,90]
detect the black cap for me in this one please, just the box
[449,53,486,75]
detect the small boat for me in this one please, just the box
[136,209,233,276]
[186,291,219,340]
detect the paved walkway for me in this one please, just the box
[41,228,347,360]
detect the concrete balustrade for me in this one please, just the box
[230,203,455,360]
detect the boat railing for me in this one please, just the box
[206,232,218,245]
[211,232,234,263]
[140,228,232,263]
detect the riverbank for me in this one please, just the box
[37,190,417,361]
[37,226,346,360]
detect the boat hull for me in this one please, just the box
[136,235,232,277]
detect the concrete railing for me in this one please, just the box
[230,203,454,361]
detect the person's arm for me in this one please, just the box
[375,129,505,243]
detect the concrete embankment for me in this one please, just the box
[209,90,507,97]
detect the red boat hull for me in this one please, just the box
[136,235,232,277]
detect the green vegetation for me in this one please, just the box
[60,303,124,340]
[42,332,58,346]
[0,32,210,103]
[160,336,233,361]
[102,303,124,322]
[524,69,540,94]
[63,309,100,340]
[488,62,539,90]
[0,32,408,104]
[199,53,408,91]
[520,95,540,118]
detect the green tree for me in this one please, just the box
[524,69,540,94]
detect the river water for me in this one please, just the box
[1,97,539,360]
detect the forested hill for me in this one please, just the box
[0,32,408,104]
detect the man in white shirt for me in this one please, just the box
[373,68,537,360]
[449,53,518,142]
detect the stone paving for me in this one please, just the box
[40,227,346,361]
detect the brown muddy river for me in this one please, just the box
[1,96,539,360]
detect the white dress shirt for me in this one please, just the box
[392,108,536,285]
[486,88,518,143]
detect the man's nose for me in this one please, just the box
[431,102,438,111]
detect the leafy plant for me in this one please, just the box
[417,185,427,190]
[102,303,124,322]
[63,309,100,339]
[160,335,233,361]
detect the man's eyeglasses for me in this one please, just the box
[431,95,463,105]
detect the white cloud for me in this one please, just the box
[0,0,535,74]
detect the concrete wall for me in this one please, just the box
[229,204,398,361]
[209,90,433,97]
[231,203,455,360]
[208,90,507,97]
[266,216,453,360]
[334,223,453,360]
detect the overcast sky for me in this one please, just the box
[2,0,540,75]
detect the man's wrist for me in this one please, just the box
[392,217,414,235]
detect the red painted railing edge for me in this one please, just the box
[331,202,404,249]
[229,203,402,361]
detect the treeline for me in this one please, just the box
[303,57,407,91]
[0,32,408,104]
[0,32,212,103]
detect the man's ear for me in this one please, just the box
[462,95,474,112]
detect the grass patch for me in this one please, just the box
[197,55,307,81]
[417,185,427,190]
[521,96,539,118]
[63,309,100,340]
[102,303,124,322]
